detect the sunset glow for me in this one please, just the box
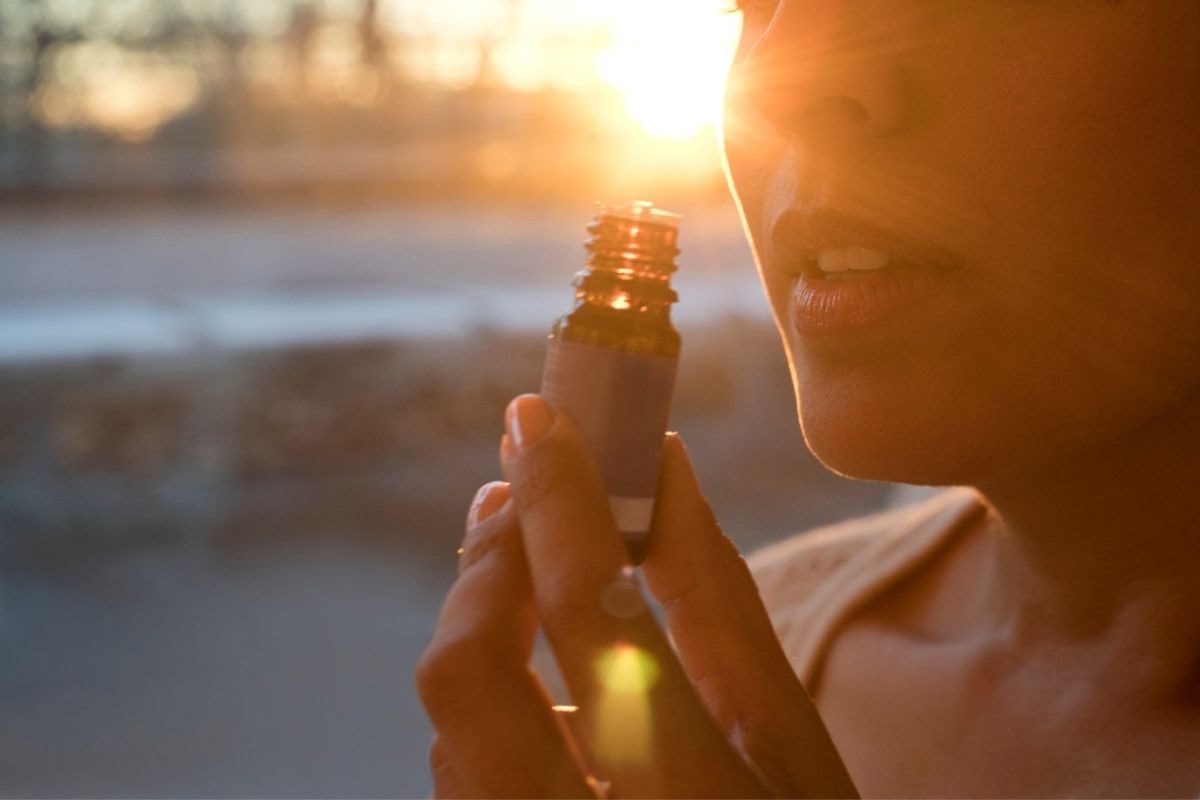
[461,0,742,139]
[16,0,743,145]
[594,0,741,139]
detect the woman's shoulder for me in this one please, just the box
[746,488,984,685]
[746,499,932,609]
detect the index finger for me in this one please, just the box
[415,500,593,798]
[499,394,763,795]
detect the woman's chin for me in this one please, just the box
[795,392,992,488]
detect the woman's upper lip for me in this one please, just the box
[769,208,962,275]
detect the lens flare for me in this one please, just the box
[592,643,659,765]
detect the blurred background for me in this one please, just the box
[0,1,895,796]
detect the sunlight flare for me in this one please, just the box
[595,0,741,139]
[592,643,660,764]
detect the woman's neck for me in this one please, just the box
[975,397,1200,700]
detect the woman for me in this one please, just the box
[417,2,1200,796]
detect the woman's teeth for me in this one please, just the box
[817,247,891,274]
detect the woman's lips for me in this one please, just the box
[790,262,942,333]
[769,209,962,335]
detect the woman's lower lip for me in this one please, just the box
[790,266,943,335]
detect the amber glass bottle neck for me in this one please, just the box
[585,208,680,280]
[573,201,680,319]
[551,202,682,357]
[570,272,674,319]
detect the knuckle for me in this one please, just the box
[511,424,602,522]
[428,737,464,798]
[513,438,571,513]
[414,635,487,712]
[659,574,704,617]
[735,715,780,756]
[457,511,521,575]
[691,665,742,724]
[731,716,802,795]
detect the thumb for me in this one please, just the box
[642,433,858,798]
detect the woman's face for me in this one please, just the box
[722,1,1200,488]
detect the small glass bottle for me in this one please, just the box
[541,201,682,565]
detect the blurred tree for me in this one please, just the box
[359,0,386,72]
[0,0,723,198]
[287,1,320,94]
[20,0,56,187]
[474,0,524,88]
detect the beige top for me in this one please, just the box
[748,488,986,692]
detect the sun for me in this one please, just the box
[594,0,741,140]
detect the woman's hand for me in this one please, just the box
[416,394,857,798]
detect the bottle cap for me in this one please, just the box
[597,200,682,231]
[586,200,682,279]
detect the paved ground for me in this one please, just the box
[1,544,447,797]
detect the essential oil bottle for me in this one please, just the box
[541,201,682,565]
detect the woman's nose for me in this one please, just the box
[732,1,913,144]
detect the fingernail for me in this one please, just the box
[467,481,509,530]
[505,394,554,451]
